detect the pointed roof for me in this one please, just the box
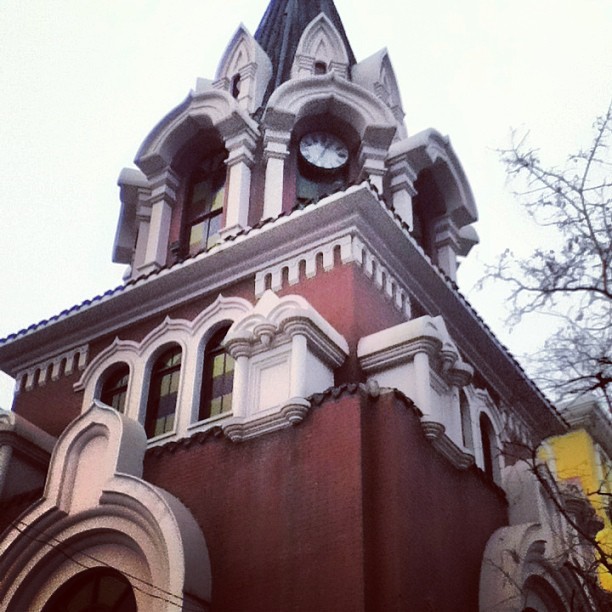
[255,0,356,90]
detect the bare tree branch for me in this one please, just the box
[483,101,612,412]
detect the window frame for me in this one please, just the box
[182,149,228,255]
[198,326,234,422]
[98,363,130,414]
[145,344,183,439]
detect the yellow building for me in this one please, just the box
[541,395,612,591]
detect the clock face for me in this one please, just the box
[299,132,349,170]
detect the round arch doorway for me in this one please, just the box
[42,567,137,612]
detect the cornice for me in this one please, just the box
[0,182,564,438]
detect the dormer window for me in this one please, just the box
[183,150,228,255]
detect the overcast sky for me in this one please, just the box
[1,0,611,408]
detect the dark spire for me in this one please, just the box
[255,0,356,91]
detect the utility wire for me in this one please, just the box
[4,517,210,612]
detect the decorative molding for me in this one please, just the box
[16,345,89,394]
[213,24,272,114]
[223,397,310,442]
[358,316,472,388]
[254,232,413,318]
[0,402,211,611]
[221,292,348,442]
[421,420,474,470]
[290,14,350,80]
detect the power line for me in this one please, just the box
[3,517,210,612]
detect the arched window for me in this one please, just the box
[479,413,498,481]
[42,568,137,612]
[146,345,182,438]
[99,363,130,413]
[199,327,234,421]
[183,149,227,255]
[460,390,473,450]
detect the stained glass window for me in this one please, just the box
[184,150,227,255]
[199,327,234,420]
[146,346,182,438]
[100,364,130,413]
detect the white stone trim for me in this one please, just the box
[358,315,474,452]
[254,231,413,319]
[290,13,350,80]
[17,345,89,394]
[352,49,406,138]
[213,24,272,114]
[74,295,253,445]
[421,421,474,470]
[0,403,211,611]
[221,291,348,441]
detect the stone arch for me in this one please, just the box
[353,49,405,134]
[399,128,478,227]
[135,89,258,177]
[0,403,211,612]
[265,73,396,140]
[479,521,594,611]
[291,13,350,79]
[75,295,253,437]
[262,73,397,210]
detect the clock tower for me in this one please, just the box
[1,1,599,611]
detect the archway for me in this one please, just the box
[42,568,137,612]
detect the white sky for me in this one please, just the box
[0,0,611,408]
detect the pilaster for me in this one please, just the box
[137,168,180,275]
[387,150,417,228]
[220,128,258,237]
[262,129,291,218]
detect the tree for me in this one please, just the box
[479,105,612,609]
[484,102,612,413]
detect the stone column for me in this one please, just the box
[289,333,308,399]
[433,216,460,281]
[262,129,291,219]
[358,143,387,193]
[387,151,416,228]
[138,168,180,275]
[413,350,432,417]
[221,128,258,237]
[230,352,250,419]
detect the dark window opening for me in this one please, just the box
[146,346,182,438]
[314,61,327,75]
[100,364,130,413]
[296,161,348,204]
[199,327,234,421]
[42,568,137,612]
[411,169,446,261]
[231,73,241,98]
[460,391,473,450]
[480,413,497,481]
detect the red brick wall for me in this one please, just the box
[362,392,508,611]
[144,393,367,612]
[12,373,82,438]
[144,390,508,612]
[279,262,405,384]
